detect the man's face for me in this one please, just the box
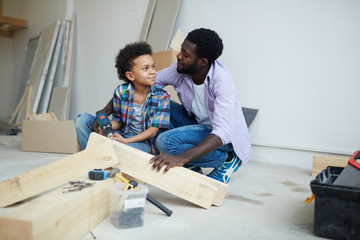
[176,39,199,74]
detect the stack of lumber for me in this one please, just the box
[0,133,228,239]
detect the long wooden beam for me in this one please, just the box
[0,143,118,207]
[86,133,228,208]
[0,178,114,240]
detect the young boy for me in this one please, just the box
[74,42,170,154]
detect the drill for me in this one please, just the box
[95,110,114,139]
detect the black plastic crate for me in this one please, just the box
[310,166,360,240]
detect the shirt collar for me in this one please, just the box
[205,60,217,84]
[148,84,157,96]
[125,82,156,97]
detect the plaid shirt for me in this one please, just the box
[112,82,170,155]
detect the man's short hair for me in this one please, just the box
[186,28,223,65]
[115,41,152,81]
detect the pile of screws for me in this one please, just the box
[62,180,95,193]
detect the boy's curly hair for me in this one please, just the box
[186,28,223,65]
[115,41,152,81]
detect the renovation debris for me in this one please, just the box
[0,121,20,136]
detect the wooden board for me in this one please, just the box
[48,86,68,119]
[31,21,61,113]
[37,21,66,114]
[146,0,181,52]
[139,0,156,41]
[0,178,114,240]
[0,143,118,207]
[16,22,60,123]
[62,14,77,120]
[312,155,350,177]
[86,133,228,208]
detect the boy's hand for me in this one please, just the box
[150,154,186,173]
[113,133,128,144]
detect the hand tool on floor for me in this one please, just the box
[96,109,114,139]
[333,150,360,188]
[107,168,173,217]
[88,169,109,180]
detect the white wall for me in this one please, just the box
[69,0,148,118]
[172,0,360,168]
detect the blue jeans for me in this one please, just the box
[74,113,151,153]
[156,101,233,168]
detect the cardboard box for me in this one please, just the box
[152,49,180,103]
[22,119,80,154]
[152,49,178,71]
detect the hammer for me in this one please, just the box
[108,168,173,217]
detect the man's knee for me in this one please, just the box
[155,131,166,153]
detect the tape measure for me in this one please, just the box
[88,169,108,180]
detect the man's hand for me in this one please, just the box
[93,119,100,133]
[94,98,113,133]
[150,153,188,173]
[149,134,224,174]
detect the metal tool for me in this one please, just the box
[88,169,108,180]
[108,168,173,217]
[96,109,114,139]
[62,180,95,193]
[333,150,360,188]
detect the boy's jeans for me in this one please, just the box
[74,113,150,153]
[156,101,233,168]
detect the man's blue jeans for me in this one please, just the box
[74,113,150,153]
[156,101,233,168]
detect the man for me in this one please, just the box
[150,28,251,183]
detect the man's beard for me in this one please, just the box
[177,59,198,74]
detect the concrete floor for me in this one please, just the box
[0,134,325,240]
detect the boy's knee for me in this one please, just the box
[74,113,93,128]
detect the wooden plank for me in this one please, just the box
[146,0,181,52]
[139,0,156,41]
[16,22,60,123]
[62,14,77,120]
[31,21,61,113]
[0,178,114,240]
[8,84,29,125]
[48,87,68,119]
[0,143,118,207]
[0,16,27,28]
[87,133,228,208]
[312,155,349,177]
[37,21,66,114]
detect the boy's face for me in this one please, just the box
[126,54,156,86]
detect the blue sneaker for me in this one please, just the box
[207,152,241,183]
[184,164,203,174]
